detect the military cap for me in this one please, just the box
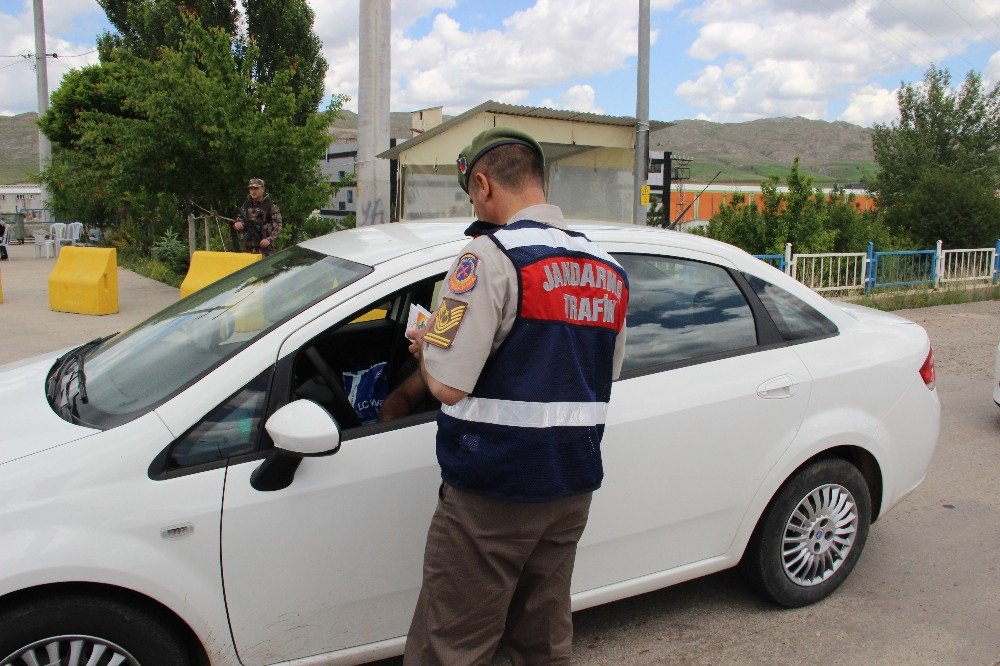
[456,127,544,192]
[248,177,265,188]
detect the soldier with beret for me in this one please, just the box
[233,178,282,256]
[403,128,629,664]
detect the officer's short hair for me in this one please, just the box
[469,143,544,194]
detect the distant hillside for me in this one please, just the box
[2,111,876,187]
[0,112,41,184]
[651,117,876,186]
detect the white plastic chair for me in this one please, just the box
[33,231,54,259]
[49,223,67,258]
[60,222,83,251]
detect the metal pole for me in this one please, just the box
[33,0,51,208]
[357,0,391,226]
[632,0,650,225]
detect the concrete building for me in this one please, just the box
[380,100,669,223]
[0,184,42,216]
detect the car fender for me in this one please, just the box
[726,405,889,562]
[0,413,238,664]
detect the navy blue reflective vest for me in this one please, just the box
[436,220,629,502]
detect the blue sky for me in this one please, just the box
[2,0,999,126]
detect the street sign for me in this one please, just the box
[640,184,650,206]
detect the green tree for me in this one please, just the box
[870,66,1000,246]
[241,0,327,123]
[96,0,239,59]
[41,15,340,250]
[698,159,903,254]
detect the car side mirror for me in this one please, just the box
[250,400,342,492]
[265,399,342,456]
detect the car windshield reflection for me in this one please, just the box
[53,246,372,429]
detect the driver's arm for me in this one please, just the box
[379,371,432,421]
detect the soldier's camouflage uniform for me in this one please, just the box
[234,197,282,254]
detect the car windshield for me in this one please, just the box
[50,246,372,429]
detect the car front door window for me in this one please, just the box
[614,253,758,374]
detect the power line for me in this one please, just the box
[0,57,32,71]
[845,0,939,68]
[941,0,1000,50]
[814,0,927,67]
[879,0,979,71]
[969,0,1000,33]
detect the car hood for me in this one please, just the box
[0,353,99,465]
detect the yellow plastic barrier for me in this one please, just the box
[180,251,261,298]
[48,247,118,315]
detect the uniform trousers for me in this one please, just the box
[403,483,592,666]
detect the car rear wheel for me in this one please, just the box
[0,594,193,666]
[740,458,872,607]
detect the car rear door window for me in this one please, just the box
[615,254,757,373]
[743,273,838,341]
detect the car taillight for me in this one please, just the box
[919,347,935,390]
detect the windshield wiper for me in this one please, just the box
[69,350,89,404]
[47,333,117,408]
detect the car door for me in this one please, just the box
[571,249,813,591]
[219,259,452,665]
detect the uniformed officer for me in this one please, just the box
[403,128,629,664]
[233,178,282,255]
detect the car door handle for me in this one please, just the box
[757,375,797,399]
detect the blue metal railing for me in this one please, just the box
[867,248,937,292]
[754,254,786,271]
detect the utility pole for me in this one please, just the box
[357,0,391,227]
[632,0,650,225]
[33,0,51,210]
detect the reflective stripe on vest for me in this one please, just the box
[441,397,610,428]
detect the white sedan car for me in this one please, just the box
[994,341,1000,408]
[0,222,939,665]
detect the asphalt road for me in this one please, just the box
[382,300,1000,665]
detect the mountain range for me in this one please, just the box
[1,111,876,187]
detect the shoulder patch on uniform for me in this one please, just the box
[449,252,479,294]
[425,298,468,349]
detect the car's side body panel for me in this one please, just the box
[0,412,240,664]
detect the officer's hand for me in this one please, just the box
[234,221,244,231]
[406,323,427,359]
[260,238,270,248]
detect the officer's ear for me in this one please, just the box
[471,172,491,200]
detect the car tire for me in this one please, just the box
[740,458,872,608]
[0,593,193,666]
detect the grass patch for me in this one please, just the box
[846,283,1000,311]
[118,254,185,288]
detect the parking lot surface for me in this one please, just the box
[1,241,996,664]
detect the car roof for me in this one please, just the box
[299,219,755,267]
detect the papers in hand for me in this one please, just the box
[406,304,433,340]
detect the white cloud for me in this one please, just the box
[985,50,1000,85]
[838,84,898,127]
[540,84,604,114]
[0,1,102,116]
[317,0,670,114]
[675,0,1000,122]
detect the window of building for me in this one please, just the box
[347,190,353,204]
